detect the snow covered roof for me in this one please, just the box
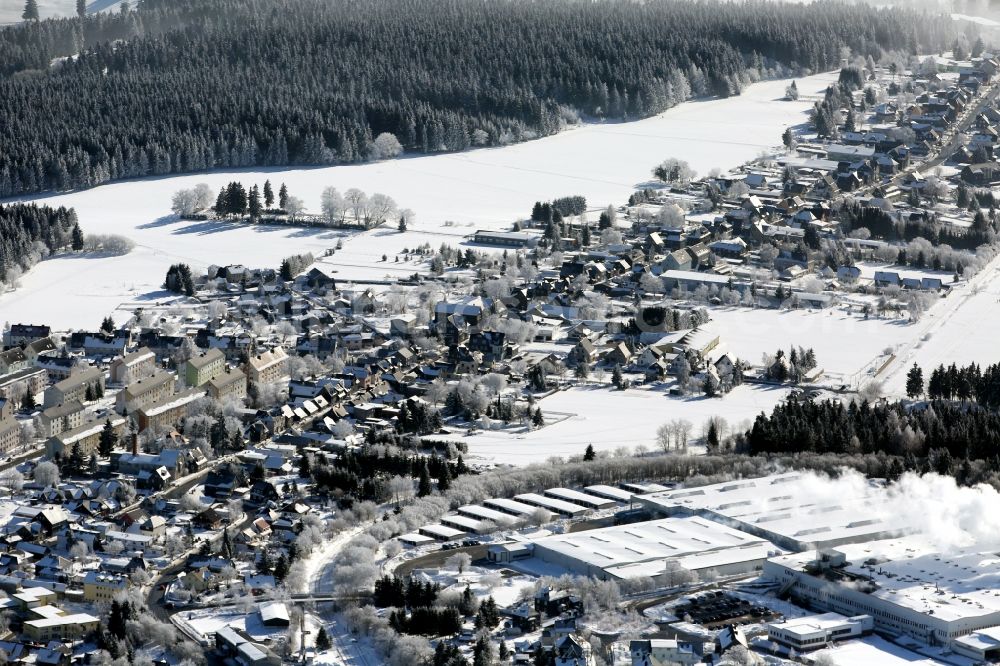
[636,472,910,550]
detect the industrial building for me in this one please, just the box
[514,493,589,518]
[543,487,617,510]
[763,536,1000,657]
[456,505,517,526]
[635,472,910,551]
[767,612,873,651]
[483,497,544,517]
[506,516,781,582]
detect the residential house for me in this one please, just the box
[135,387,206,432]
[0,367,47,402]
[836,266,862,283]
[874,271,901,288]
[22,337,57,362]
[246,347,288,386]
[709,238,747,259]
[45,416,126,458]
[109,347,157,385]
[684,243,712,269]
[4,325,51,348]
[43,368,104,409]
[22,607,100,642]
[207,368,247,402]
[185,349,226,387]
[115,371,174,414]
[603,342,632,367]
[82,571,128,602]
[0,349,29,376]
[71,330,131,357]
[34,357,79,382]
[629,638,702,665]
[36,401,86,439]
[554,635,593,666]
[0,415,18,457]
[662,249,692,272]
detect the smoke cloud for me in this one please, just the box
[771,469,1000,552]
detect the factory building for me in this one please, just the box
[507,515,781,583]
[764,536,1000,656]
[634,472,909,552]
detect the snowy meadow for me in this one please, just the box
[0,70,837,329]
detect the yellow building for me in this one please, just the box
[246,347,288,385]
[83,571,128,602]
[207,368,247,402]
[23,606,100,642]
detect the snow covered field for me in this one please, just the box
[809,636,965,666]
[0,0,122,24]
[880,255,1000,396]
[451,383,792,465]
[0,70,837,329]
[708,306,905,383]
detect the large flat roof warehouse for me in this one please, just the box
[543,487,618,510]
[457,505,517,526]
[604,541,780,582]
[514,493,589,517]
[529,515,778,579]
[483,498,539,517]
[584,485,636,503]
[764,536,1000,646]
[635,472,913,551]
[418,524,466,540]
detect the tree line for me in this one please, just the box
[907,361,1000,408]
[745,396,1000,463]
[0,203,83,285]
[0,0,951,197]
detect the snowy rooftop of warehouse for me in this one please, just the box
[636,473,915,549]
[531,515,769,570]
[773,536,1000,624]
[604,541,781,580]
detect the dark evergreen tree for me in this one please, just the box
[906,363,924,399]
[273,553,288,581]
[263,180,274,208]
[417,462,432,497]
[22,0,39,21]
[98,418,117,457]
[71,222,85,251]
[315,626,331,651]
[248,184,262,219]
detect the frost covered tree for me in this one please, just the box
[371,132,403,160]
[656,203,685,228]
[284,196,305,221]
[320,187,345,225]
[33,461,59,487]
[171,189,198,216]
[652,158,695,186]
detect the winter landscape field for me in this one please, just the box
[7,2,1000,665]
[0,70,837,330]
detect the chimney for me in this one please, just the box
[132,432,138,456]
